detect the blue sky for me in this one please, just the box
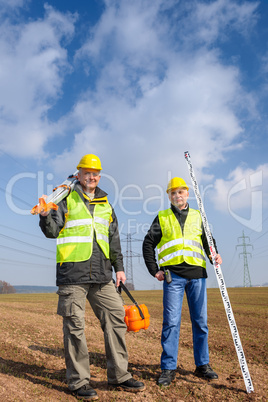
[0,0,267,290]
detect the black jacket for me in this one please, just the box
[143,203,218,280]
[39,184,124,285]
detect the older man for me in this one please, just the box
[39,154,145,400]
[143,177,222,387]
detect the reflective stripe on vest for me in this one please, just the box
[157,208,206,268]
[56,191,112,263]
[57,236,93,244]
[64,218,93,229]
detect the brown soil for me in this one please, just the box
[0,287,267,401]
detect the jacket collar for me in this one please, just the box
[75,183,108,198]
[74,183,108,204]
[171,203,189,214]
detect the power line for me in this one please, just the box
[0,233,55,255]
[222,249,240,287]
[247,214,268,239]
[251,230,268,244]
[0,244,55,261]
[0,186,32,208]
[252,249,268,258]
[1,258,54,268]
[0,224,46,240]
[0,148,29,169]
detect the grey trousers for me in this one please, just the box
[57,281,132,391]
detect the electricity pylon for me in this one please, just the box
[121,233,142,290]
[236,231,253,287]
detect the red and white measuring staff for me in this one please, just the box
[184,151,254,394]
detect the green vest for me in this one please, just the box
[56,191,112,263]
[157,208,206,268]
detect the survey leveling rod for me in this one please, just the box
[184,151,254,394]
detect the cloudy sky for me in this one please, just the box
[0,0,267,290]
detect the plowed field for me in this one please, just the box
[0,287,267,401]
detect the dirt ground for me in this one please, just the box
[0,287,267,401]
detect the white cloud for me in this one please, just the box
[52,1,258,189]
[76,0,170,93]
[0,0,29,13]
[0,5,76,157]
[52,49,248,190]
[0,0,262,184]
[187,0,259,45]
[211,164,268,215]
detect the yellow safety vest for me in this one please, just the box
[56,191,112,263]
[157,208,206,268]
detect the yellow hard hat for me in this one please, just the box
[77,154,102,170]
[166,177,189,193]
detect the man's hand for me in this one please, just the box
[39,196,50,216]
[209,254,223,265]
[215,254,222,265]
[155,270,165,281]
[33,195,57,216]
[31,195,48,215]
[116,271,126,287]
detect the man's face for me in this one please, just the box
[78,168,101,193]
[168,187,189,210]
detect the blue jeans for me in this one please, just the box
[161,272,209,369]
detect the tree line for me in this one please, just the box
[0,280,16,294]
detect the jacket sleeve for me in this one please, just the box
[142,215,162,277]
[109,207,124,272]
[201,223,218,263]
[39,199,67,239]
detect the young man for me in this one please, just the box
[143,177,222,387]
[39,154,145,400]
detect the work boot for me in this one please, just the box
[108,378,145,392]
[194,364,218,379]
[73,384,98,400]
[158,369,176,386]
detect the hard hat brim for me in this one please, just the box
[166,186,189,193]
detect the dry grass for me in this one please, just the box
[0,287,267,401]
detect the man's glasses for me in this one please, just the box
[85,172,100,177]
